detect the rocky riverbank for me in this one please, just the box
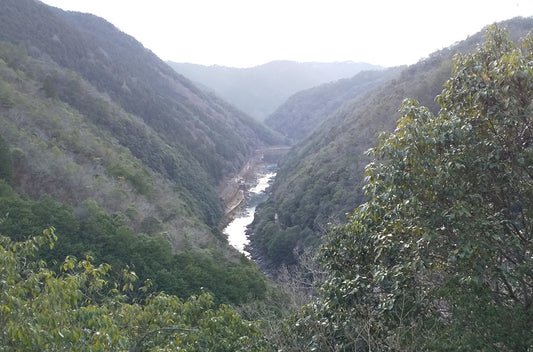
[216,146,289,230]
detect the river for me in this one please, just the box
[223,166,276,256]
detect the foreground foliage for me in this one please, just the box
[0,230,268,351]
[286,26,533,351]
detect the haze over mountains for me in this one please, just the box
[168,60,382,121]
[265,67,404,142]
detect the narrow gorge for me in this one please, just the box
[217,147,288,256]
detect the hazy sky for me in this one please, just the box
[40,0,533,68]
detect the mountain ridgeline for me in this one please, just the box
[251,17,533,267]
[168,60,383,121]
[265,67,404,142]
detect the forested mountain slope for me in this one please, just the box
[265,67,404,142]
[0,0,281,304]
[168,60,383,121]
[251,17,533,267]
[0,0,281,230]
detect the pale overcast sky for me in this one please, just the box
[40,0,533,68]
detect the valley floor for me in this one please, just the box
[216,146,289,229]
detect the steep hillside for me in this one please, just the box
[0,0,285,303]
[0,40,202,247]
[0,38,274,304]
[250,17,533,267]
[168,60,383,121]
[265,67,403,142]
[0,0,281,230]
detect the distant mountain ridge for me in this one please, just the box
[167,60,383,121]
[265,67,404,142]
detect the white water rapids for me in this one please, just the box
[223,170,276,256]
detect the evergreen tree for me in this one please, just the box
[288,26,533,351]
